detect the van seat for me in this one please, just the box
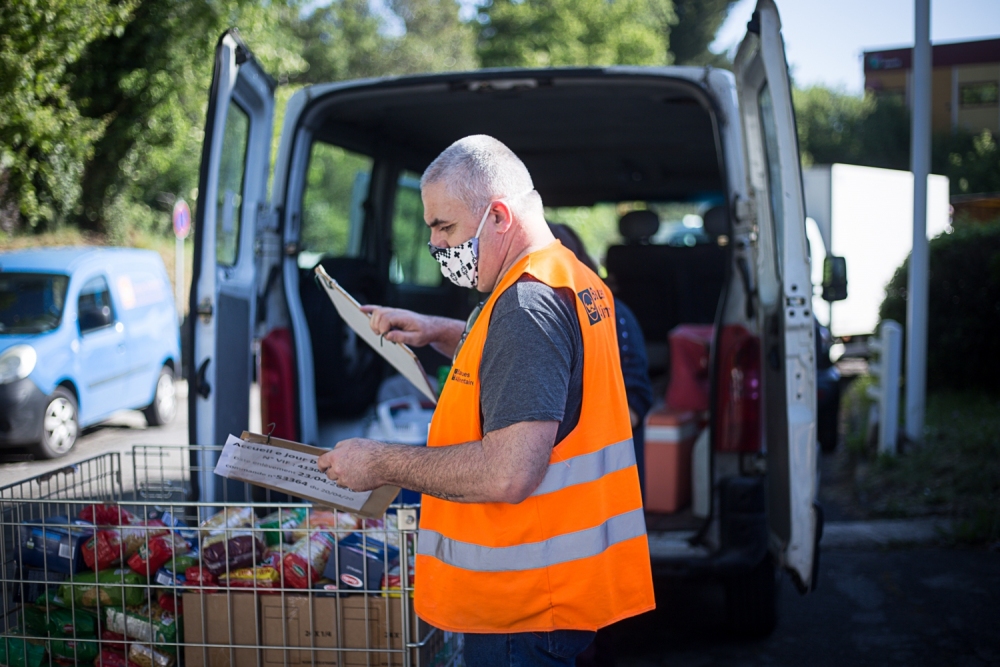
[299,257,386,418]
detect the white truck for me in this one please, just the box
[803,163,950,341]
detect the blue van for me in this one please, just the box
[0,247,180,458]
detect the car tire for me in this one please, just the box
[143,366,177,427]
[35,387,79,460]
[724,554,779,639]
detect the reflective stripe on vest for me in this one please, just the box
[418,507,646,572]
[530,437,635,497]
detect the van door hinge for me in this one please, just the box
[733,195,755,224]
[196,297,213,323]
[257,203,279,233]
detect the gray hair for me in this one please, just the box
[421,135,536,214]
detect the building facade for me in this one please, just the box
[864,37,1000,134]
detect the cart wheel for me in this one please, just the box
[144,365,177,426]
[35,387,79,459]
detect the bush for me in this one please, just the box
[880,221,1000,392]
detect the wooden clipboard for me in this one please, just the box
[233,431,400,519]
[314,265,438,404]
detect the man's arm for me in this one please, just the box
[316,420,557,504]
[360,305,465,358]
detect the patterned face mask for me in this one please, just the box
[427,201,495,289]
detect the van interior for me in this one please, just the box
[282,74,730,528]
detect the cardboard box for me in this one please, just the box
[325,533,399,592]
[261,594,434,667]
[645,409,700,513]
[183,592,261,667]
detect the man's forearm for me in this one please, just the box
[373,440,500,503]
[428,316,466,359]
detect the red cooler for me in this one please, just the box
[644,408,700,513]
[665,324,714,413]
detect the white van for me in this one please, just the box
[189,0,823,636]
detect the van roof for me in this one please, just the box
[0,247,162,275]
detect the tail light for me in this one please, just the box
[715,324,762,453]
[259,328,297,441]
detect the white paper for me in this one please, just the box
[214,434,371,511]
[314,266,438,404]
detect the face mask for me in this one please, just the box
[427,201,495,289]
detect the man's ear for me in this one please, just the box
[493,201,515,234]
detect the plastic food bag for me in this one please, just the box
[100,629,130,653]
[104,603,178,654]
[257,508,307,546]
[201,532,266,575]
[198,507,254,535]
[25,594,98,637]
[48,636,100,662]
[79,505,137,527]
[129,643,174,667]
[58,569,147,608]
[282,532,337,589]
[95,648,141,667]
[82,523,168,571]
[182,566,217,589]
[127,534,190,576]
[288,511,356,543]
[0,635,45,667]
[218,566,281,589]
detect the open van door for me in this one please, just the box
[734,0,820,592]
[189,30,274,504]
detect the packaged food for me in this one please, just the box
[163,552,198,574]
[127,533,189,576]
[288,510,356,543]
[104,603,178,654]
[155,590,182,615]
[58,569,147,608]
[79,505,137,527]
[182,566,216,589]
[198,507,254,535]
[0,634,45,667]
[100,629,130,653]
[95,648,140,667]
[25,594,98,637]
[129,643,174,667]
[201,532,266,575]
[217,566,281,589]
[282,532,337,589]
[48,636,100,662]
[18,516,94,574]
[82,524,168,571]
[257,507,307,546]
[153,567,184,588]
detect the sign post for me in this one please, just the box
[172,199,191,320]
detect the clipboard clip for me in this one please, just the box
[265,422,276,445]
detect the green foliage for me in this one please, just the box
[301,143,372,257]
[879,221,1000,392]
[476,0,674,68]
[668,0,734,66]
[932,129,1000,196]
[0,0,137,231]
[793,87,910,170]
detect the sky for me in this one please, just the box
[711,0,1000,94]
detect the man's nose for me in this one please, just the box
[429,229,450,248]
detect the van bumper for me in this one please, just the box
[651,476,768,578]
[0,378,46,445]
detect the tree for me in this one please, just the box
[0,0,137,232]
[476,0,674,68]
[668,0,735,67]
[933,129,1000,196]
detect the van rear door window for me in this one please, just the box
[758,83,784,275]
[390,173,440,287]
[216,101,250,267]
[300,142,373,264]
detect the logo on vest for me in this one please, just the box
[577,287,611,325]
[451,367,474,386]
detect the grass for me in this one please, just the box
[848,388,1000,544]
[0,228,194,317]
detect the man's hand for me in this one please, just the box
[316,439,386,492]
[360,305,465,357]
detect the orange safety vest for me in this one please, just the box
[415,241,656,633]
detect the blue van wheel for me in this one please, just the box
[143,366,176,426]
[35,387,79,459]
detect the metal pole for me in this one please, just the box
[176,234,185,320]
[906,0,931,443]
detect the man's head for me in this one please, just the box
[421,135,550,291]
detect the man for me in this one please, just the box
[317,135,654,666]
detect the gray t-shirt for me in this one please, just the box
[478,275,584,445]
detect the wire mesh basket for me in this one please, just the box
[0,446,461,667]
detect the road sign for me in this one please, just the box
[173,199,191,240]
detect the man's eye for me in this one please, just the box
[440,225,454,233]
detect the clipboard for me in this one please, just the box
[314,265,438,404]
[223,431,400,519]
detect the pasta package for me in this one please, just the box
[79,505,137,527]
[58,569,147,608]
[48,636,100,662]
[127,534,190,576]
[129,643,174,667]
[288,510,356,543]
[197,507,254,535]
[257,507,307,546]
[182,566,217,589]
[103,603,178,654]
[218,566,281,589]
[82,523,168,571]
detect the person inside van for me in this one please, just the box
[318,135,655,666]
[547,222,653,498]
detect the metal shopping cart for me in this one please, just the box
[0,445,461,667]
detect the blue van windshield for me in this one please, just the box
[0,273,70,334]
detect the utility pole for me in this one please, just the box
[906,0,931,443]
